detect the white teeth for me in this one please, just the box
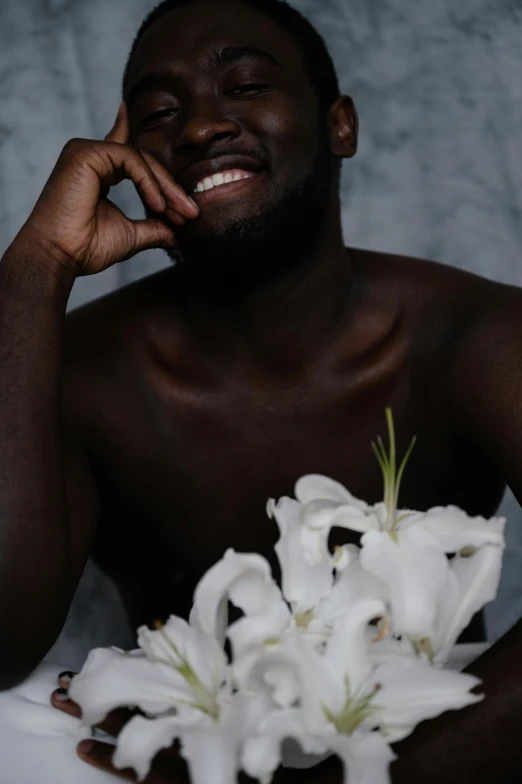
[193,170,254,193]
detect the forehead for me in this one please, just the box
[125,0,307,90]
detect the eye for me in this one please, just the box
[139,108,178,126]
[227,83,270,96]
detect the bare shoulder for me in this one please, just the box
[354,247,522,492]
[353,247,522,349]
[353,246,508,308]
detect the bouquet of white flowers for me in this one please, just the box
[69,410,505,784]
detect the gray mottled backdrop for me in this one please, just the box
[1,0,521,666]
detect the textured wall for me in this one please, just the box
[1,0,521,665]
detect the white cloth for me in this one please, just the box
[0,663,117,784]
[0,645,492,783]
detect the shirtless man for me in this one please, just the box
[1,0,522,781]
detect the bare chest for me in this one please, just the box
[81,350,504,624]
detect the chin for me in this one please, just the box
[165,145,336,290]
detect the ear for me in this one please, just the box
[328,96,358,158]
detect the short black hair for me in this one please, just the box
[122,0,340,118]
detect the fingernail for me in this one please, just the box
[58,670,75,685]
[54,687,70,702]
[188,196,198,209]
[78,739,94,755]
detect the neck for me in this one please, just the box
[176,205,355,370]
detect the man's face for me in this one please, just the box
[125,0,338,280]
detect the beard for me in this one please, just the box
[165,135,338,294]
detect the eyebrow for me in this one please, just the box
[125,45,281,108]
[214,45,281,68]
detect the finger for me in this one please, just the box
[51,688,142,738]
[97,145,167,216]
[78,740,136,782]
[51,689,82,719]
[78,739,187,783]
[129,217,179,256]
[105,102,130,145]
[58,138,168,224]
[164,209,188,226]
[139,149,199,219]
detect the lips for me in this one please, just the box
[191,170,262,204]
[177,154,265,195]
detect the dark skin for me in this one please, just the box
[0,0,522,781]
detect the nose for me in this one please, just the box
[177,98,241,150]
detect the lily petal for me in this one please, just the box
[70,648,201,726]
[233,646,301,708]
[227,602,291,662]
[296,476,381,556]
[181,694,271,784]
[242,708,327,782]
[433,545,504,664]
[192,549,283,639]
[280,633,343,730]
[138,616,227,698]
[270,496,333,612]
[113,713,186,781]
[326,599,387,696]
[318,546,388,626]
[360,527,448,639]
[295,475,367,507]
[115,693,271,784]
[327,730,395,784]
[372,656,482,741]
[417,507,505,552]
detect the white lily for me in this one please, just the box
[192,533,380,690]
[191,531,336,672]
[70,618,227,726]
[296,409,505,641]
[240,599,482,784]
[70,616,272,783]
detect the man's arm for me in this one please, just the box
[0,241,99,688]
[0,102,196,689]
[387,281,522,783]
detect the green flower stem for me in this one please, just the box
[371,408,416,533]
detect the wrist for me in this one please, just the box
[1,232,76,310]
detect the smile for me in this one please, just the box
[191,170,261,203]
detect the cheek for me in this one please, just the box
[254,99,321,170]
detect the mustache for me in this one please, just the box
[183,146,268,167]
